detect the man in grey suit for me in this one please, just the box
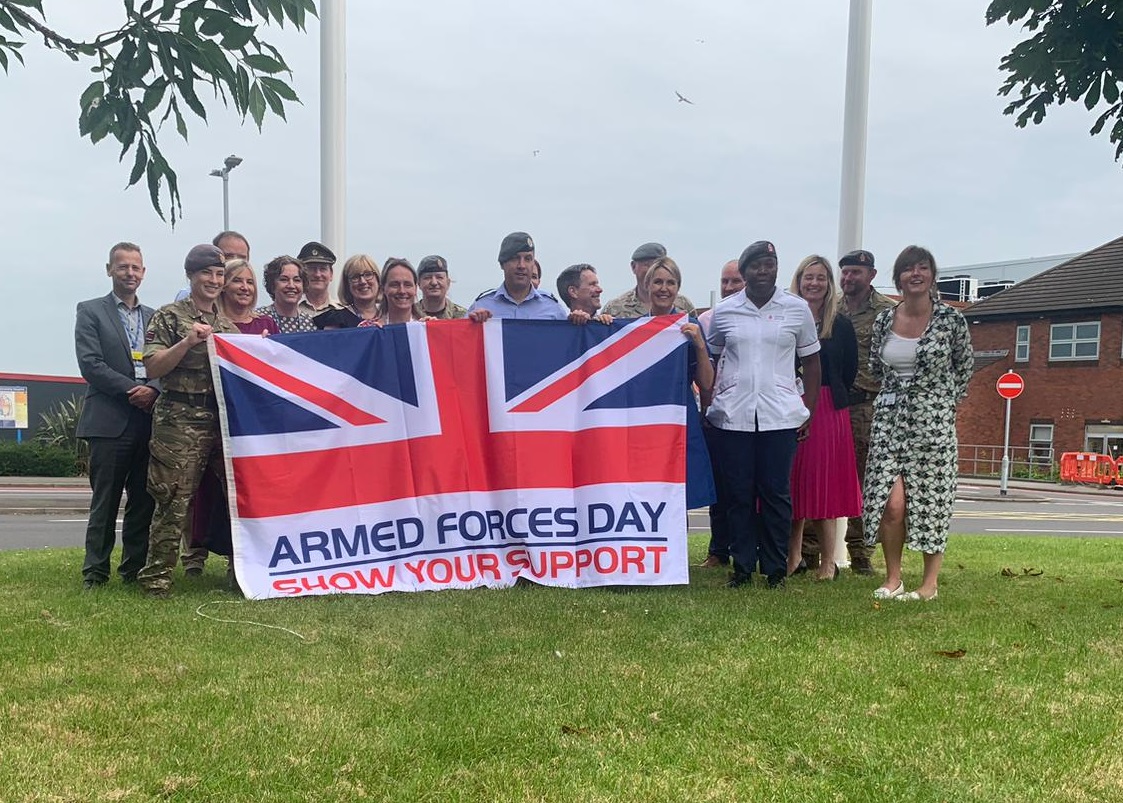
[75,242,160,589]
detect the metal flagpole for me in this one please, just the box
[321,0,346,257]
[837,0,873,256]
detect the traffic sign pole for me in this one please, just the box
[995,371,1025,496]
[1000,396,1012,496]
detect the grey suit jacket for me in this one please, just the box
[75,293,160,439]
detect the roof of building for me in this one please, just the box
[966,235,1123,318]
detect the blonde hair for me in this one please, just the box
[790,255,840,339]
[643,256,682,288]
[220,259,259,313]
[339,253,381,307]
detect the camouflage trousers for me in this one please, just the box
[137,401,224,593]
[801,400,875,562]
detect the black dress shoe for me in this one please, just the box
[725,573,752,589]
[766,574,786,590]
[82,578,106,591]
[791,560,809,576]
[185,567,204,578]
[120,574,138,585]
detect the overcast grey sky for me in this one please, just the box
[2,0,1121,375]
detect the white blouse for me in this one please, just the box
[705,289,820,432]
[882,331,920,381]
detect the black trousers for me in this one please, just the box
[703,424,731,561]
[712,426,798,581]
[82,424,155,582]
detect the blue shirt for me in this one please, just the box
[468,285,568,320]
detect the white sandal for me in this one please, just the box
[872,581,905,600]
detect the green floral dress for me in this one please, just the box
[862,302,973,553]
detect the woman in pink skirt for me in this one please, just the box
[786,255,862,580]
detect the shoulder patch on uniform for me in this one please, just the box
[475,287,497,301]
[539,291,559,301]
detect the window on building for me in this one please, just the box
[1015,325,1030,362]
[1049,321,1100,360]
[1028,423,1054,465]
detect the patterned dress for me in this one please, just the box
[862,301,973,553]
[256,304,316,334]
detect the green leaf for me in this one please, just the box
[260,75,298,102]
[260,82,285,119]
[234,64,251,111]
[244,53,284,73]
[142,78,168,113]
[0,7,19,33]
[170,95,188,140]
[1085,75,1102,110]
[145,159,165,221]
[79,80,104,113]
[0,48,8,73]
[197,9,229,37]
[266,0,284,26]
[127,140,148,186]
[221,22,256,50]
[1104,80,1120,106]
[247,82,266,128]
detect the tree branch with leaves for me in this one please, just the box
[987,1,1123,164]
[0,0,317,224]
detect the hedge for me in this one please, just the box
[0,442,84,477]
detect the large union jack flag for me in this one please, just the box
[210,317,711,598]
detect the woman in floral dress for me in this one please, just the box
[865,246,973,602]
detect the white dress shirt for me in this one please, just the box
[705,288,820,432]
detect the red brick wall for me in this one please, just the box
[957,313,1123,458]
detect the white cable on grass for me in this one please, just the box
[194,601,307,640]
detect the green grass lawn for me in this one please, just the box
[1,534,1121,803]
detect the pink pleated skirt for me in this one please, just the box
[790,386,863,520]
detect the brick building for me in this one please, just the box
[958,236,1123,471]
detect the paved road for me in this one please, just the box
[2,483,1121,552]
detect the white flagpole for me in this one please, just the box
[837,0,873,257]
[321,0,346,257]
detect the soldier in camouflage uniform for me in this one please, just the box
[137,244,239,597]
[417,255,468,319]
[602,242,697,318]
[810,249,896,574]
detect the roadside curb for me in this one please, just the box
[2,508,89,516]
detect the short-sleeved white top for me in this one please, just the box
[704,288,821,432]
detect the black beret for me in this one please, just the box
[417,255,449,277]
[498,232,534,263]
[631,242,667,261]
[312,307,361,330]
[184,244,225,274]
[738,240,777,272]
[298,241,337,265]
[839,249,875,269]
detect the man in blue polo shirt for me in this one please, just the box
[469,232,568,320]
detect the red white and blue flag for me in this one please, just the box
[210,317,708,599]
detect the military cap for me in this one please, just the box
[312,307,360,330]
[738,240,777,272]
[631,242,667,262]
[839,249,875,269]
[184,244,225,274]
[417,255,449,277]
[298,241,337,266]
[498,232,535,263]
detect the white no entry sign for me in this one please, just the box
[996,372,1025,400]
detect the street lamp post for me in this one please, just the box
[208,154,243,230]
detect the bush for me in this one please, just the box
[35,397,88,475]
[0,442,84,477]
